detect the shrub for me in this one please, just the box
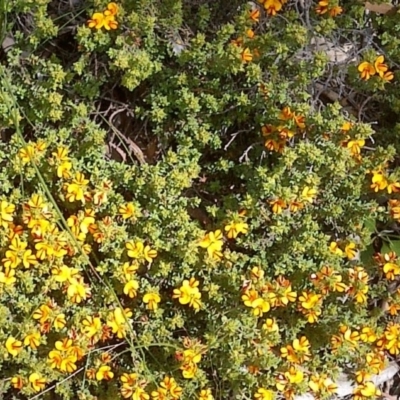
[0,0,400,399]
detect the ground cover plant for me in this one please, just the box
[1,0,400,399]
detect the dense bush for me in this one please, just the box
[1,0,400,399]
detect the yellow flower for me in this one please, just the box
[0,267,16,285]
[134,387,150,400]
[374,55,388,78]
[180,361,197,379]
[358,62,376,80]
[251,266,264,280]
[241,47,253,63]
[120,371,138,385]
[360,327,377,343]
[199,388,214,400]
[29,372,46,392]
[122,261,139,280]
[55,338,73,352]
[32,304,52,325]
[354,382,381,399]
[87,12,105,29]
[103,14,118,30]
[254,388,274,400]
[299,292,321,309]
[125,240,157,263]
[199,230,224,260]
[143,292,161,311]
[224,221,249,239]
[301,187,317,204]
[66,172,89,203]
[107,308,129,339]
[124,279,139,298]
[52,147,72,178]
[173,278,202,310]
[53,313,67,331]
[182,348,202,364]
[242,289,259,307]
[251,298,270,317]
[309,374,337,394]
[60,353,78,373]
[299,292,322,324]
[48,350,63,369]
[11,376,24,389]
[345,242,357,260]
[0,200,15,228]
[159,376,182,399]
[383,262,400,280]
[24,332,41,350]
[120,203,136,220]
[22,249,38,268]
[6,337,23,357]
[52,146,70,162]
[104,2,119,16]
[52,265,80,283]
[287,366,304,384]
[67,277,91,303]
[370,171,388,192]
[18,144,35,164]
[96,365,114,381]
[347,139,365,156]
[387,181,400,194]
[289,200,304,213]
[143,245,157,263]
[126,240,144,259]
[82,316,102,338]
[262,318,279,332]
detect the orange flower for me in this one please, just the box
[264,0,283,15]
[383,71,394,82]
[87,12,105,29]
[104,2,119,16]
[316,0,329,14]
[104,15,118,30]
[329,5,343,16]
[316,0,342,16]
[269,199,287,214]
[249,9,260,21]
[374,55,388,78]
[241,48,253,63]
[358,62,376,80]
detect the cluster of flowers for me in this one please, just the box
[339,122,366,161]
[230,8,260,63]
[268,186,317,215]
[262,106,305,153]
[239,254,400,400]
[358,55,394,82]
[198,214,249,260]
[174,337,207,380]
[2,139,256,397]
[369,167,400,194]
[241,258,367,325]
[87,2,119,30]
